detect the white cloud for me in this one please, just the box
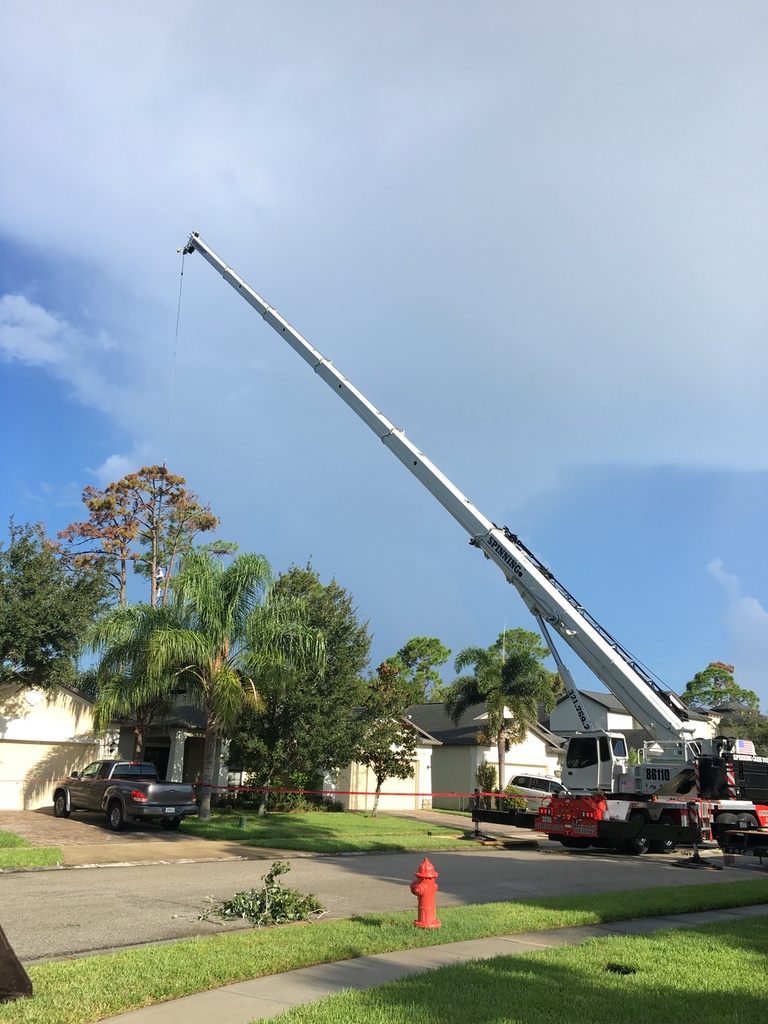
[0,294,116,414]
[707,559,768,704]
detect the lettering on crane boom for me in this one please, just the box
[485,536,524,578]
[567,689,591,731]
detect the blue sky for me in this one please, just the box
[2,3,766,707]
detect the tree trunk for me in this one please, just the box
[496,727,507,798]
[198,719,219,821]
[371,776,384,817]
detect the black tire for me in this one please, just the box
[160,817,181,831]
[650,814,678,854]
[737,813,759,830]
[624,814,650,855]
[53,792,70,818]
[560,837,591,849]
[107,801,126,832]
[716,812,739,827]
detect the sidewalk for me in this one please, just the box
[95,904,768,1024]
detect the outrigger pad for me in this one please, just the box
[0,922,32,1003]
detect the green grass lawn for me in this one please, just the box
[179,809,470,852]
[0,879,765,1024]
[272,916,768,1024]
[0,831,61,869]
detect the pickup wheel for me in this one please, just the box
[53,792,70,818]
[650,814,678,854]
[107,801,127,832]
[624,813,650,855]
[161,817,181,831]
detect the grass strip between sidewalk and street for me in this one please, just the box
[0,878,765,1024]
[0,831,61,869]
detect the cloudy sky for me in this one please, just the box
[2,3,766,709]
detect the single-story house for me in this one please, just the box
[406,702,565,811]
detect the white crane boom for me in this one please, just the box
[183,232,692,743]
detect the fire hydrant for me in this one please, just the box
[410,857,441,929]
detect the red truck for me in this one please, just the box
[53,760,198,832]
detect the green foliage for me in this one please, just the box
[90,549,324,819]
[719,707,768,756]
[501,782,527,812]
[446,628,556,786]
[201,860,324,927]
[475,759,497,794]
[227,563,370,799]
[385,636,451,702]
[0,518,108,690]
[355,663,418,815]
[682,661,759,711]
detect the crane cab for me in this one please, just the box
[562,731,629,792]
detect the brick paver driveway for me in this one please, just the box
[0,808,195,846]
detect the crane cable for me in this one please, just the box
[162,250,186,467]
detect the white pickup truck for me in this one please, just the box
[53,760,198,831]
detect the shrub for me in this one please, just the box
[475,760,498,808]
[501,782,527,812]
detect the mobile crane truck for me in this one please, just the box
[182,232,768,859]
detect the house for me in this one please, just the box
[0,685,237,810]
[406,702,564,811]
[548,688,713,752]
[548,689,637,735]
[329,717,441,813]
[111,703,230,791]
[0,684,115,810]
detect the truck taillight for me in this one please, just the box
[131,790,148,803]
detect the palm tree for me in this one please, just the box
[445,629,556,790]
[90,549,325,819]
[90,603,181,755]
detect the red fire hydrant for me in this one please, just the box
[410,857,441,929]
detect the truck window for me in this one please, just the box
[599,737,611,762]
[97,763,112,779]
[79,763,101,779]
[565,738,598,769]
[611,737,627,758]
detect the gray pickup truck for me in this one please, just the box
[53,760,198,832]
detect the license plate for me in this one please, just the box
[164,807,176,814]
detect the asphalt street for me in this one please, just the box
[2,842,761,964]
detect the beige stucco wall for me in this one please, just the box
[0,686,105,809]
[332,744,433,812]
[431,733,561,810]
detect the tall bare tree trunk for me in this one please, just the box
[198,719,219,821]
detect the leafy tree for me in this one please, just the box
[682,662,759,711]
[725,708,768,756]
[0,519,108,690]
[445,628,557,789]
[227,564,370,806]
[89,549,324,819]
[354,663,418,816]
[385,636,451,702]
[59,465,222,606]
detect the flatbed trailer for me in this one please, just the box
[713,826,768,864]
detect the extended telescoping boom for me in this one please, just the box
[183,233,693,747]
